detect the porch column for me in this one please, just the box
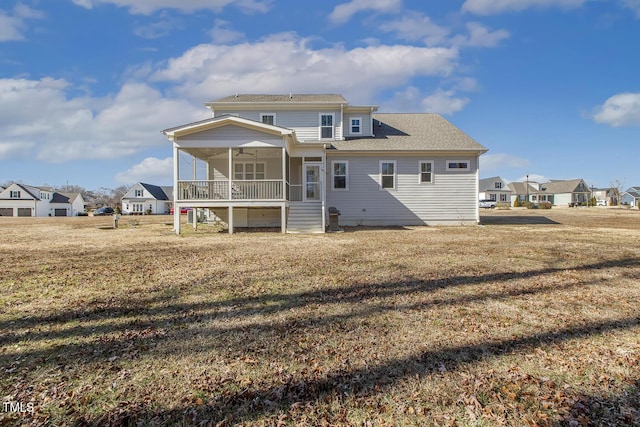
[281,205,286,234]
[192,155,197,180]
[228,206,234,234]
[282,147,286,201]
[173,143,181,235]
[193,208,197,231]
[228,147,233,201]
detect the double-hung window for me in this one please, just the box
[320,114,334,139]
[134,189,143,197]
[332,161,348,190]
[260,113,276,125]
[10,191,20,198]
[418,161,433,183]
[350,117,361,135]
[380,161,396,190]
[495,181,503,189]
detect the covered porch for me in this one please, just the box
[164,115,326,234]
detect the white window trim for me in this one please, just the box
[379,160,397,191]
[260,113,276,126]
[331,160,349,191]
[418,160,434,184]
[319,113,335,140]
[10,191,20,199]
[134,189,144,197]
[445,160,471,171]
[350,117,362,135]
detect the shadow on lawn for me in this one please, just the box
[81,316,640,426]
[2,257,639,425]
[480,215,560,225]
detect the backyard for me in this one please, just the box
[1,208,639,426]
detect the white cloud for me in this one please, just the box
[378,11,450,46]
[329,0,402,25]
[0,3,44,42]
[421,89,470,115]
[452,22,510,48]
[622,0,640,17]
[133,15,183,39]
[0,77,205,162]
[515,174,550,183]
[209,19,244,44]
[151,33,458,104]
[115,157,173,184]
[593,93,640,127]
[71,0,271,15]
[462,0,589,15]
[480,153,529,173]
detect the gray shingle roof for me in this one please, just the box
[140,183,171,200]
[330,113,487,152]
[544,179,589,194]
[479,177,511,192]
[209,94,348,103]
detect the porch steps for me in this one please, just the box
[287,203,324,234]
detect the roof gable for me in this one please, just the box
[163,115,294,139]
[479,177,511,192]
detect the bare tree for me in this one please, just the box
[609,179,625,206]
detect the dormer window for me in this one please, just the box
[260,113,276,126]
[10,191,20,198]
[319,114,334,139]
[350,117,361,135]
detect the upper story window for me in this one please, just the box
[446,160,470,171]
[10,191,21,198]
[134,189,144,197]
[495,181,503,189]
[380,160,396,190]
[350,117,361,135]
[331,161,349,191]
[419,161,433,183]
[260,113,276,126]
[40,192,50,200]
[319,113,334,139]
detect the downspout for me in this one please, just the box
[340,104,344,140]
[370,107,374,136]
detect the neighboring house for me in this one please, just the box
[508,179,591,206]
[0,183,85,217]
[479,176,512,204]
[621,187,640,207]
[162,93,488,234]
[121,183,173,215]
[592,187,617,206]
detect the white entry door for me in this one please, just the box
[304,163,321,202]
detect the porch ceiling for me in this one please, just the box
[181,147,284,159]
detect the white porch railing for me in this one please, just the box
[177,180,285,201]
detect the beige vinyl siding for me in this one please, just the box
[208,158,283,180]
[178,127,285,147]
[326,154,479,226]
[214,109,342,141]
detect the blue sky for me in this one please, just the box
[1,0,639,190]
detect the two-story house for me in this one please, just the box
[479,176,512,204]
[0,183,85,217]
[121,182,173,215]
[162,94,488,234]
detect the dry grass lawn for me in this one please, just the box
[1,208,639,426]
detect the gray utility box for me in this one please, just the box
[328,207,341,232]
